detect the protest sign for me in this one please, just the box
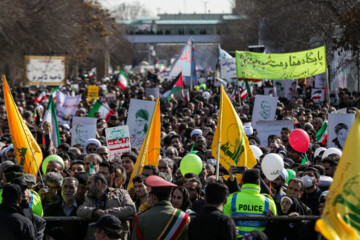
[315,73,327,88]
[99,93,116,103]
[328,113,355,150]
[145,87,160,98]
[264,87,276,97]
[255,120,294,147]
[284,80,298,100]
[273,80,286,97]
[252,95,278,128]
[220,58,237,80]
[236,46,326,80]
[25,56,66,85]
[311,89,325,102]
[106,126,131,160]
[56,91,81,125]
[71,117,97,146]
[127,99,156,149]
[87,85,99,103]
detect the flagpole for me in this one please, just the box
[216,142,220,181]
[236,80,242,106]
[3,76,45,186]
[326,66,330,107]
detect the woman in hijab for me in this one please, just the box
[266,195,316,239]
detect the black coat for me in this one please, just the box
[188,206,237,240]
[44,200,87,240]
[0,203,37,240]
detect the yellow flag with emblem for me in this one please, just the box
[3,76,43,176]
[315,110,360,239]
[127,97,161,190]
[211,84,257,170]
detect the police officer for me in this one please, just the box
[223,168,277,238]
[131,175,190,240]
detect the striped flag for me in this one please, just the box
[34,91,47,103]
[88,100,116,122]
[117,70,129,90]
[161,72,184,102]
[316,120,328,145]
[51,87,59,102]
[43,97,61,147]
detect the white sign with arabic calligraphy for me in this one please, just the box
[105,125,131,160]
[25,56,66,85]
[252,95,278,128]
[220,58,237,80]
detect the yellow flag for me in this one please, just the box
[211,85,257,170]
[315,110,360,240]
[127,97,161,190]
[3,76,43,176]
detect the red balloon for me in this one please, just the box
[289,129,310,153]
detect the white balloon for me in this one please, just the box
[250,145,263,161]
[202,91,210,100]
[314,147,326,159]
[261,153,284,181]
[322,147,342,159]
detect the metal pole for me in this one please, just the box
[326,67,330,107]
[216,142,220,181]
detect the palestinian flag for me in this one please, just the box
[312,89,322,100]
[43,97,61,147]
[161,72,184,102]
[117,70,129,90]
[316,120,328,145]
[34,91,47,103]
[88,100,116,122]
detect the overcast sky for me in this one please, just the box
[99,0,234,16]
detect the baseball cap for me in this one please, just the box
[24,174,37,186]
[89,214,122,233]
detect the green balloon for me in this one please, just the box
[41,155,64,174]
[180,154,202,176]
[286,169,296,184]
[199,83,207,91]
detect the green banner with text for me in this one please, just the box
[236,46,326,80]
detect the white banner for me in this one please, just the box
[273,80,286,98]
[264,87,277,97]
[145,87,160,98]
[255,120,294,147]
[127,99,156,149]
[315,73,327,89]
[252,95,278,128]
[56,91,81,125]
[328,113,355,150]
[311,89,325,102]
[71,117,97,146]
[220,58,237,80]
[25,56,66,85]
[284,79,298,100]
[106,126,131,161]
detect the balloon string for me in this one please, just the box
[269,182,272,197]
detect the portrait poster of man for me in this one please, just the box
[328,113,355,150]
[252,95,278,128]
[127,99,156,149]
[56,91,81,125]
[71,117,97,146]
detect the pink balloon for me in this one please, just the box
[289,129,310,153]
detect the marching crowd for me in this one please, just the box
[0,72,353,240]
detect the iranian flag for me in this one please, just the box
[117,70,129,90]
[51,87,59,102]
[88,100,116,122]
[312,89,322,100]
[34,91,47,103]
[161,72,184,102]
[43,97,61,147]
[316,120,328,145]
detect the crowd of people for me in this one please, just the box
[0,71,352,240]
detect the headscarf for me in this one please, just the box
[280,195,306,215]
